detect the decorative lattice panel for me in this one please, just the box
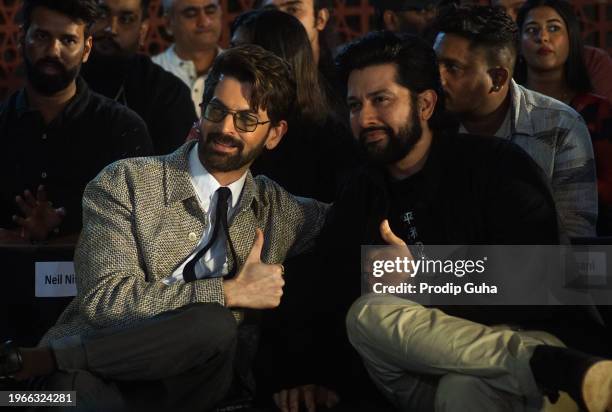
[1,0,610,100]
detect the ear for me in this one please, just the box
[383,10,399,32]
[139,18,150,48]
[82,35,93,63]
[264,120,288,150]
[487,67,509,93]
[417,90,437,122]
[18,25,26,53]
[315,7,330,32]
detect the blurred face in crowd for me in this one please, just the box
[491,0,525,22]
[347,64,424,164]
[23,6,92,95]
[92,0,149,56]
[166,0,222,53]
[261,0,329,55]
[434,33,497,116]
[383,7,436,34]
[198,75,285,173]
[520,6,569,74]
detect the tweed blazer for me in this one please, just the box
[40,141,329,345]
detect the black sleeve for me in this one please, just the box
[109,107,154,159]
[485,141,561,244]
[148,70,198,155]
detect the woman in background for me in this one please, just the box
[230,9,357,203]
[515,0,612,235]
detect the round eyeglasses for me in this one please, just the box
[200,102,271,133]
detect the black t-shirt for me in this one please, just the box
[0,78,153,236]
[387,172,425,245]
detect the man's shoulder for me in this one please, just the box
[252,174,294,200]
[0,89,23,119]
[251,174,329,212]
[85,87,146,127]
[453,133,534,165]
[93,143,190,185]
[151,46,174,68]
[131,54,183,87]
[93,153,165,186]
[515,83,582,125]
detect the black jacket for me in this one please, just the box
[82,52,197,155]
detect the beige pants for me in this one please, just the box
[346,294,569,412]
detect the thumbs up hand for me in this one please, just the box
[223,229,285,309]
[380,219,407,246]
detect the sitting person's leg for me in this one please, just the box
[346,294,563,411]
[6,302,237,411]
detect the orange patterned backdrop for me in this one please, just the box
[0,0,610,100]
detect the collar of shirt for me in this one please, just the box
[458,80,518,139]
[167,44,222,79]
[15,77,92,127]
[188,142,247,214]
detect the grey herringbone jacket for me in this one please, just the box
[40,141,328,344]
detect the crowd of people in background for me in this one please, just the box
[1,0,612,411]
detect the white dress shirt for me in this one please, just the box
[152,44,223,117]
[163,143,247,285]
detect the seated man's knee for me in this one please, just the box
[346,294,420,347]
[39,370,126,411]
[436,374,515,412]
[346,294,382,347]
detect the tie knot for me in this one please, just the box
[217,187,231,205]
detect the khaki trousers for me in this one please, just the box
[346,294,569,412]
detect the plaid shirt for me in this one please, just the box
[40,141,329,345]
[493,80,597,237]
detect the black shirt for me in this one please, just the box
[387,171,426,245]
[251,115,359,202]
[82,52,197,155]
[0,77,153,236]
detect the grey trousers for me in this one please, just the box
[346,294,571,412]
[33,303,238,412]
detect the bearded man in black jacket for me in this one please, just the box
[274,32,612,412]
[82,0,197,155]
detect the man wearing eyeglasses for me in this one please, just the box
[1,45,328,411]
[153,0,223,116]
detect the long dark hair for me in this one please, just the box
[515,0,592,94]
[231,9,331,125]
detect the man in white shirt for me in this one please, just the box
[153,0,223,115]
[2,45,330,412]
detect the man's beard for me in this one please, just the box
[24,55,80,96]
[199,131,267,173]
[92,32,137,57]
[359,108,423,165]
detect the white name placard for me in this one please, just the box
[35,261,77,297]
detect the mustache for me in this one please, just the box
[34,57,66,72]
[359,126,393,143]
[93,33,121,49]
[206,132,244,149]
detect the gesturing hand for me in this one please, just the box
[13,185,66,242]
[223,229,285,309]
[380,219,407,246]
[273,384,340,412]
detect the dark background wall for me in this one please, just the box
[0,0,610,100]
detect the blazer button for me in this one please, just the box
[188,232,197,241]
